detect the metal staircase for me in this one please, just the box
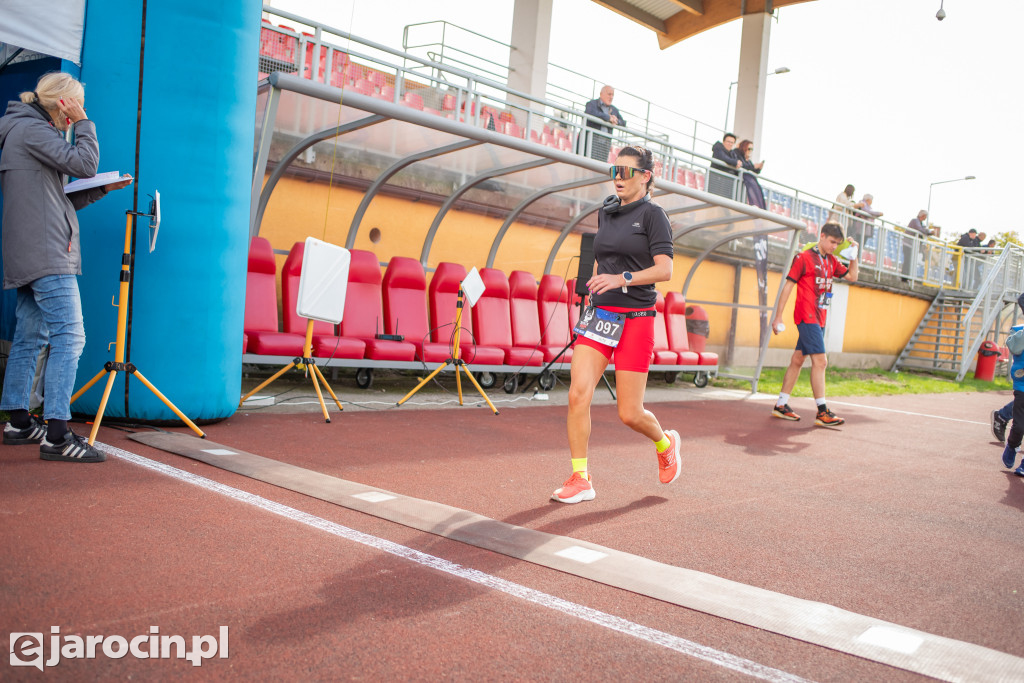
[892,247,1024,379]
[890,290,970,374]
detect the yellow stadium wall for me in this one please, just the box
[258,176,930,366]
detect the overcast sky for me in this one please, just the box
[265,0,1016,241]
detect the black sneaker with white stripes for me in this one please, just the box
[4,415,47,445]
[40,431,106,463]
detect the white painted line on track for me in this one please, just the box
[101,443,811,683]
[202,448,238,455]
[825,399,988,425]
[749,392,988,425]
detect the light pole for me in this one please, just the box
[724,67,790,132]
[927,175,976,232]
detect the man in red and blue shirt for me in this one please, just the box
[770,223,859,426]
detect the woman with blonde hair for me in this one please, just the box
[0,72,131,463]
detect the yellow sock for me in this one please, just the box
[571,458,588,477]
[654,434,671,452]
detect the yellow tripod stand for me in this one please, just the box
[396,286,498,414]
[238,318,343,422]
[71,210,205,444]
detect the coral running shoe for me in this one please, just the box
[815,409,845,427]
[657,429,681,484]
[772,404,800,421]
[552,471,595,504]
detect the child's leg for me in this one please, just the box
[1009,391,1024,449]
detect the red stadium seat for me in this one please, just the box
[367,70,388,91]
[472,268,544,367]
[338,250,416,361]
[664,292,716,365]
[508,271,555,361]
[401,92,425,110]
[566,278,584,331]
[427,263,504,365]
[646,292,681,366]
[328,51,350,87]
[536,274,573,362]
[382,257,454,364]
[353,78,375,96]
[378,84,395,102]
[280,242,365,359]
[243,236,305,356]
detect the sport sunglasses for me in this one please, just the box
[609,165,650,180]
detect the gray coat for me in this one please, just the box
[0,101,107,289]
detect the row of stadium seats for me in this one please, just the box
[242,237,718,387]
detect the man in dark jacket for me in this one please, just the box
[708,133,741,198]
[581,85,624,162]
[0,73,131,463]
[957,228,981,248]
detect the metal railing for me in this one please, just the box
[257,6,1015,300]
[955,247,1024,380]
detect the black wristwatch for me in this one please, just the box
[621,271,633,293]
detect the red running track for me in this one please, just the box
[2,390,1022,680]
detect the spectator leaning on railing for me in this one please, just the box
[901,209,935,281]
[708,133,741,198]
[957,228,981,248]
[907,210,933,238]
[828,184,863,227]
[849,193,882,245]
[736,139,765,209]
[581,85,624,162]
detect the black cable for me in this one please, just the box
[124,0,147,417]
[502,256,578,382]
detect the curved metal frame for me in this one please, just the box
[671,214,751,241]
[345,139,481,249]
[543,201,603,276]
[252,114,388,238]
[419,158,554,266]
[682,227,781,297]
[542,190,676,275]
[485,175,606,268]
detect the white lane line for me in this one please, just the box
[826,400,988,425]
[101,444,810,683]
[750,393,988,425]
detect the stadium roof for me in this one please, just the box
[587,0,817,48]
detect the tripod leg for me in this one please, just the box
[239,361,298,406]
[70,368,110,405]
[455,360,464,406]
[460,364,499,415]
[88,370,120,445]
[131,370,207,438]
[396,361,450,406]
[311,364,344,412]
[306,363,331,423]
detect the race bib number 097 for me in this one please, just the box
[574,305,625,347]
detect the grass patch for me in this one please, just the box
[712,367,1011,397]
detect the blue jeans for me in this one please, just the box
[999,400,1013,422]
[0,275,85,421]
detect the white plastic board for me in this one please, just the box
[462,266,485,307]
[296,237,350,324]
